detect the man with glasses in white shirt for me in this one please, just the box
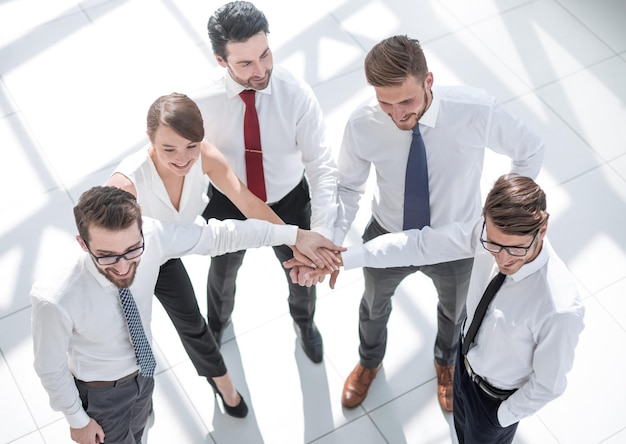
[30,186,339,444]
[289,174,584,443]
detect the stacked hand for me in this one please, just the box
[283,250,343,289]
[291,229,344,272]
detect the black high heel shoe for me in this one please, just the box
[207,378,249,418]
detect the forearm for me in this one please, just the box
[42,373,91,428]
[510,138,545,179]
[31,298,90,428]
[333,186,365,245]
[203,218,298,255]
[305,158,338,240]
[334,148,370,244]
[498,312,584,427]
[342,221,478,270]
[241,199,285,225]
[489,102,545,179]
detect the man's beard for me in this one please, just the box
[95,261,138,289]
[391,88,430,131]
[228,66,272,90]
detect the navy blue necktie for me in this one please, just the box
[402,125,430,230]
[118,288,156,378]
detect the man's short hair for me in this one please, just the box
[74,186,143,242]
[364,35,429,87]
[483,174,549,236]
[207,1,270,60]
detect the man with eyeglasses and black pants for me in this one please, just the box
[289,174,585,443]
[30,186,339,444]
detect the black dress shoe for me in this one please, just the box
[297,322,324,363]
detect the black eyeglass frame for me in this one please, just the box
[480,222,539,257]
[84,234,145,265]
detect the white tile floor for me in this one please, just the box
[1,0,625,442]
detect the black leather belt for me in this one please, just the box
[75,370,139,388]
[464,357,516,401]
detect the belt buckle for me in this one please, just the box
[478,380,500,399]
[463,356,476,381]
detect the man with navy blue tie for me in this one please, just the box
[332,35,545,412]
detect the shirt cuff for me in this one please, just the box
[311,226,333,241]
[497,402,517,428]
[274,224,299,246]
[66,407,91,429]
[341,244,366,270]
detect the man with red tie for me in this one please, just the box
[194,1,338,363]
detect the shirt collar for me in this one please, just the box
[418,86,440,129]
[81,250,117,289]
[223,69,273,99]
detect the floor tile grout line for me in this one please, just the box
[598,425,626,443]
[553,0,623,58]
[1,345,47,443]
[0,304,30,322]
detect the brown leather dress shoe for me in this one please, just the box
[434,361,454,412]
[341,363,382,409]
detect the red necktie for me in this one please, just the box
[239,90,267,201]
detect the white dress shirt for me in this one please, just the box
[334,85,545,244]
[194,66,338,239]
[342,224,585,427]
[113,146,207,223]
[31,217,297,429]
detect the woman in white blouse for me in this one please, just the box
[107,93,333,417]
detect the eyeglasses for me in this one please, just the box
[85,235,145,265]
[480,222,539,257]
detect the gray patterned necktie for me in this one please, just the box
[118,288,156,378]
